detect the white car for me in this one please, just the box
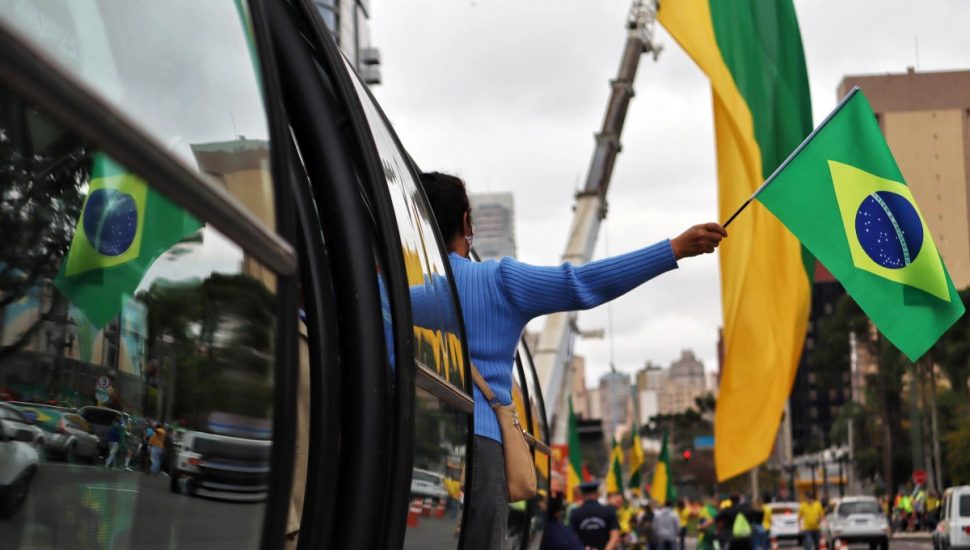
[769,501,802,542]
[0,416,40,518]
[934,486,970,550]
[824,496,889,549]
[410,468,447,502]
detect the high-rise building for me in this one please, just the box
[598,371,632,442]
[668,349,706,390]
[570,355,591,419]
[788,264,849,455]
[838,69,970,288]
[313,0,381,85]
[469,192,517,260]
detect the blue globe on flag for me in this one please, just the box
[855,191,923,269]
[82,188,139,257]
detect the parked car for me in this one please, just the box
[0,403,45,457]
[824,496,890,549]
[410,468,448,503]
[0,415,39,518]
[10,404,99,463]
[934,486,970,550]
[769,501,802,543]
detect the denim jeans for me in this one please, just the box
[464,436,507,550]
[802,530,819,550]
[150,446,163,475]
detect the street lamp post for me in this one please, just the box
[807,459,818,495]
[785,463,797,499]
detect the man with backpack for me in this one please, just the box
[715,494,762,550]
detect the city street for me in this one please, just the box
[0,462,265,549]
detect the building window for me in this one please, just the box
[810,407,819,419]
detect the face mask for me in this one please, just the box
[464,233,474,247]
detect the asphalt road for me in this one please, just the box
[0,461,265,549]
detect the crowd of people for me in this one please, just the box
[889,487,942,533]
[102,415,170,476]
[540,484,831,550]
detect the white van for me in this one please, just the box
[934,486,970,550]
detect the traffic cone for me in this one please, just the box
[422,497,432,517]
[770,537,779,550]
[435,498,447,519]
[407,498,422,528]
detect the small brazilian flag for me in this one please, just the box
[566,395,583,503]
[605,436,624,495]
[649,429,675,505]
[55,154,202,328]
[756,88,965,361]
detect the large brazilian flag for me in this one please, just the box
[757,89,965,360]
[659,0,814,481]
[55,154,202,328]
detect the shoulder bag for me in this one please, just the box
[470,364,537,502]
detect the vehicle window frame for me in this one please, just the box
[263,2,408,548]
[0,9,302,549]
[294,2,475,549]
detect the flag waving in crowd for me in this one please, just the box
[650,429,676,505]
[566,395,584,502]
[605,436,624,495]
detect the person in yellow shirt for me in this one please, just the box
[798,492,825,550]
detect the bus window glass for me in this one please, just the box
[0,0,277,228]
[403,387,467,550]
[0,86,277,549]
[342,59,468,394]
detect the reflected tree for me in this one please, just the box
[139,272,275,426]
[0,89,89,361]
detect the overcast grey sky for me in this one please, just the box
[371,1,970,387]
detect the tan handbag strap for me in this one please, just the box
[470,364,499,406]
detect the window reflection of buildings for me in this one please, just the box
[312,0,381,85]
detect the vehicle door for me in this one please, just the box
[0,2,302,547]
[954,492,970,548]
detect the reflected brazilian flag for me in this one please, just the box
[756,89,964,361]
[55,154,202,328]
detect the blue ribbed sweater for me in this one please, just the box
[450,239,679,444]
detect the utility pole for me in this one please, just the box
[535,0,663,443]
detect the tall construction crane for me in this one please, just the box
[534,0,662,443]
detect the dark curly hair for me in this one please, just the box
[420,172,471,242]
